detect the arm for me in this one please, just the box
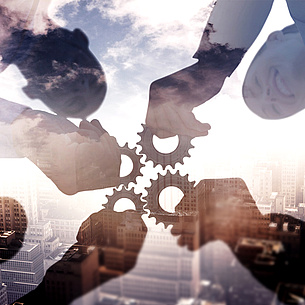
[286,0,305,43]
[15,209,147,305]
[11,109,121,195]
[0,98,29,158]
[146,0,274,138]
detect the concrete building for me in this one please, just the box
[0,283,7,305]
[270,193,285,214]
[44,209,83,244]
[0,243,44,304]
[252,166,273,202]
[100,226,200,305]
[0,269,8,305]
[24,220,59,257]
[0,231,16,248]
[0,160,39,225]
[280,158,297,207]
[256,200,272,215]
[298,203,305,220]
[44,245,99,305]
[0,198,27,238]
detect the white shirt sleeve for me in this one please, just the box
[0,98,30,158]
[286,0,305,44]
[195,0,274,53]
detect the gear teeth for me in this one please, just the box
[103,185,146,214]
[144,170,196,227]
[136,124,194,169]
[119,142,144,187]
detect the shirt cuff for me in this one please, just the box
[0,98,31,158]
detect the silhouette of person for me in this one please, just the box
[243,24,305,120]
[171,177,305,304]
[14,208,147,305]
[0,1,121,195]
[0,198,27,262]
[146,0,305,138]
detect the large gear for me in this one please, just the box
[143,170,196,227]
[137,124,194,169]
[104,185,146,214]
[119,143,144,186]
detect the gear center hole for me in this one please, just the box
[113,198,136,212]
[152,135,179,154]
[159,186,184,213]
[120,155,133,177]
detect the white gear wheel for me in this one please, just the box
[143,170,195,227]
[137,124,194,169]
[104,186,146,214]
[119,143,144,186]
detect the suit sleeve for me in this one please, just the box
[195,0,274,57]
[286,0,305,44]
[0,98,29,158]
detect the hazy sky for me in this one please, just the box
[0,4,302,304]
[0,0,303,215]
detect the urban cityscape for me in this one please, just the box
[0,151,304,304]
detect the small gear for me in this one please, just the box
[119,143,144,186]
[104,185,146,214]
[137,124,194,169]
[143,170,196,227]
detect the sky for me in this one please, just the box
[0,0,304,217]
[0,3,304,303]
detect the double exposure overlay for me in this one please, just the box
[0,1,305,305]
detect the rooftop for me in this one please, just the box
[236,238,284,254]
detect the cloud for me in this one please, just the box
[48,0,80,27]
[87,0,214,52]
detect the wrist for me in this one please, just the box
[194,46,246,77]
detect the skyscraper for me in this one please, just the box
[0,243,44,304]
[0,197,27,238]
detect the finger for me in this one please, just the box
[147,104,177,138]
[79,120,93,130]
[175,110,211,138]
[100,132,121,163]
[90,119,106,135]
[78,129,100,140]
[79,120,104,139]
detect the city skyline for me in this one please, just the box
[1,0,305,304]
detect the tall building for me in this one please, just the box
[270,193,285,214]
[44,245,99,305]
[0,197,27,238]
[252,166,273,202]
[24,220,59,258]
[280,158,297,208]
[43,208,84,244]
[0,270,8,305]
[0,243,44,304]
[100,228,200,305]
[0,159,39,225]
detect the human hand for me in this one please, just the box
[11,109,121,195]
[145,62,227,138]
[15,208,147,305]
[146,101,211,139]
[171,178,257,250]
[172,178,305,298]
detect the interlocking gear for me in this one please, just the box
[104,185,146,214]
[144,170,196,227]
[137,124,194,169]
[119,143,144,186]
